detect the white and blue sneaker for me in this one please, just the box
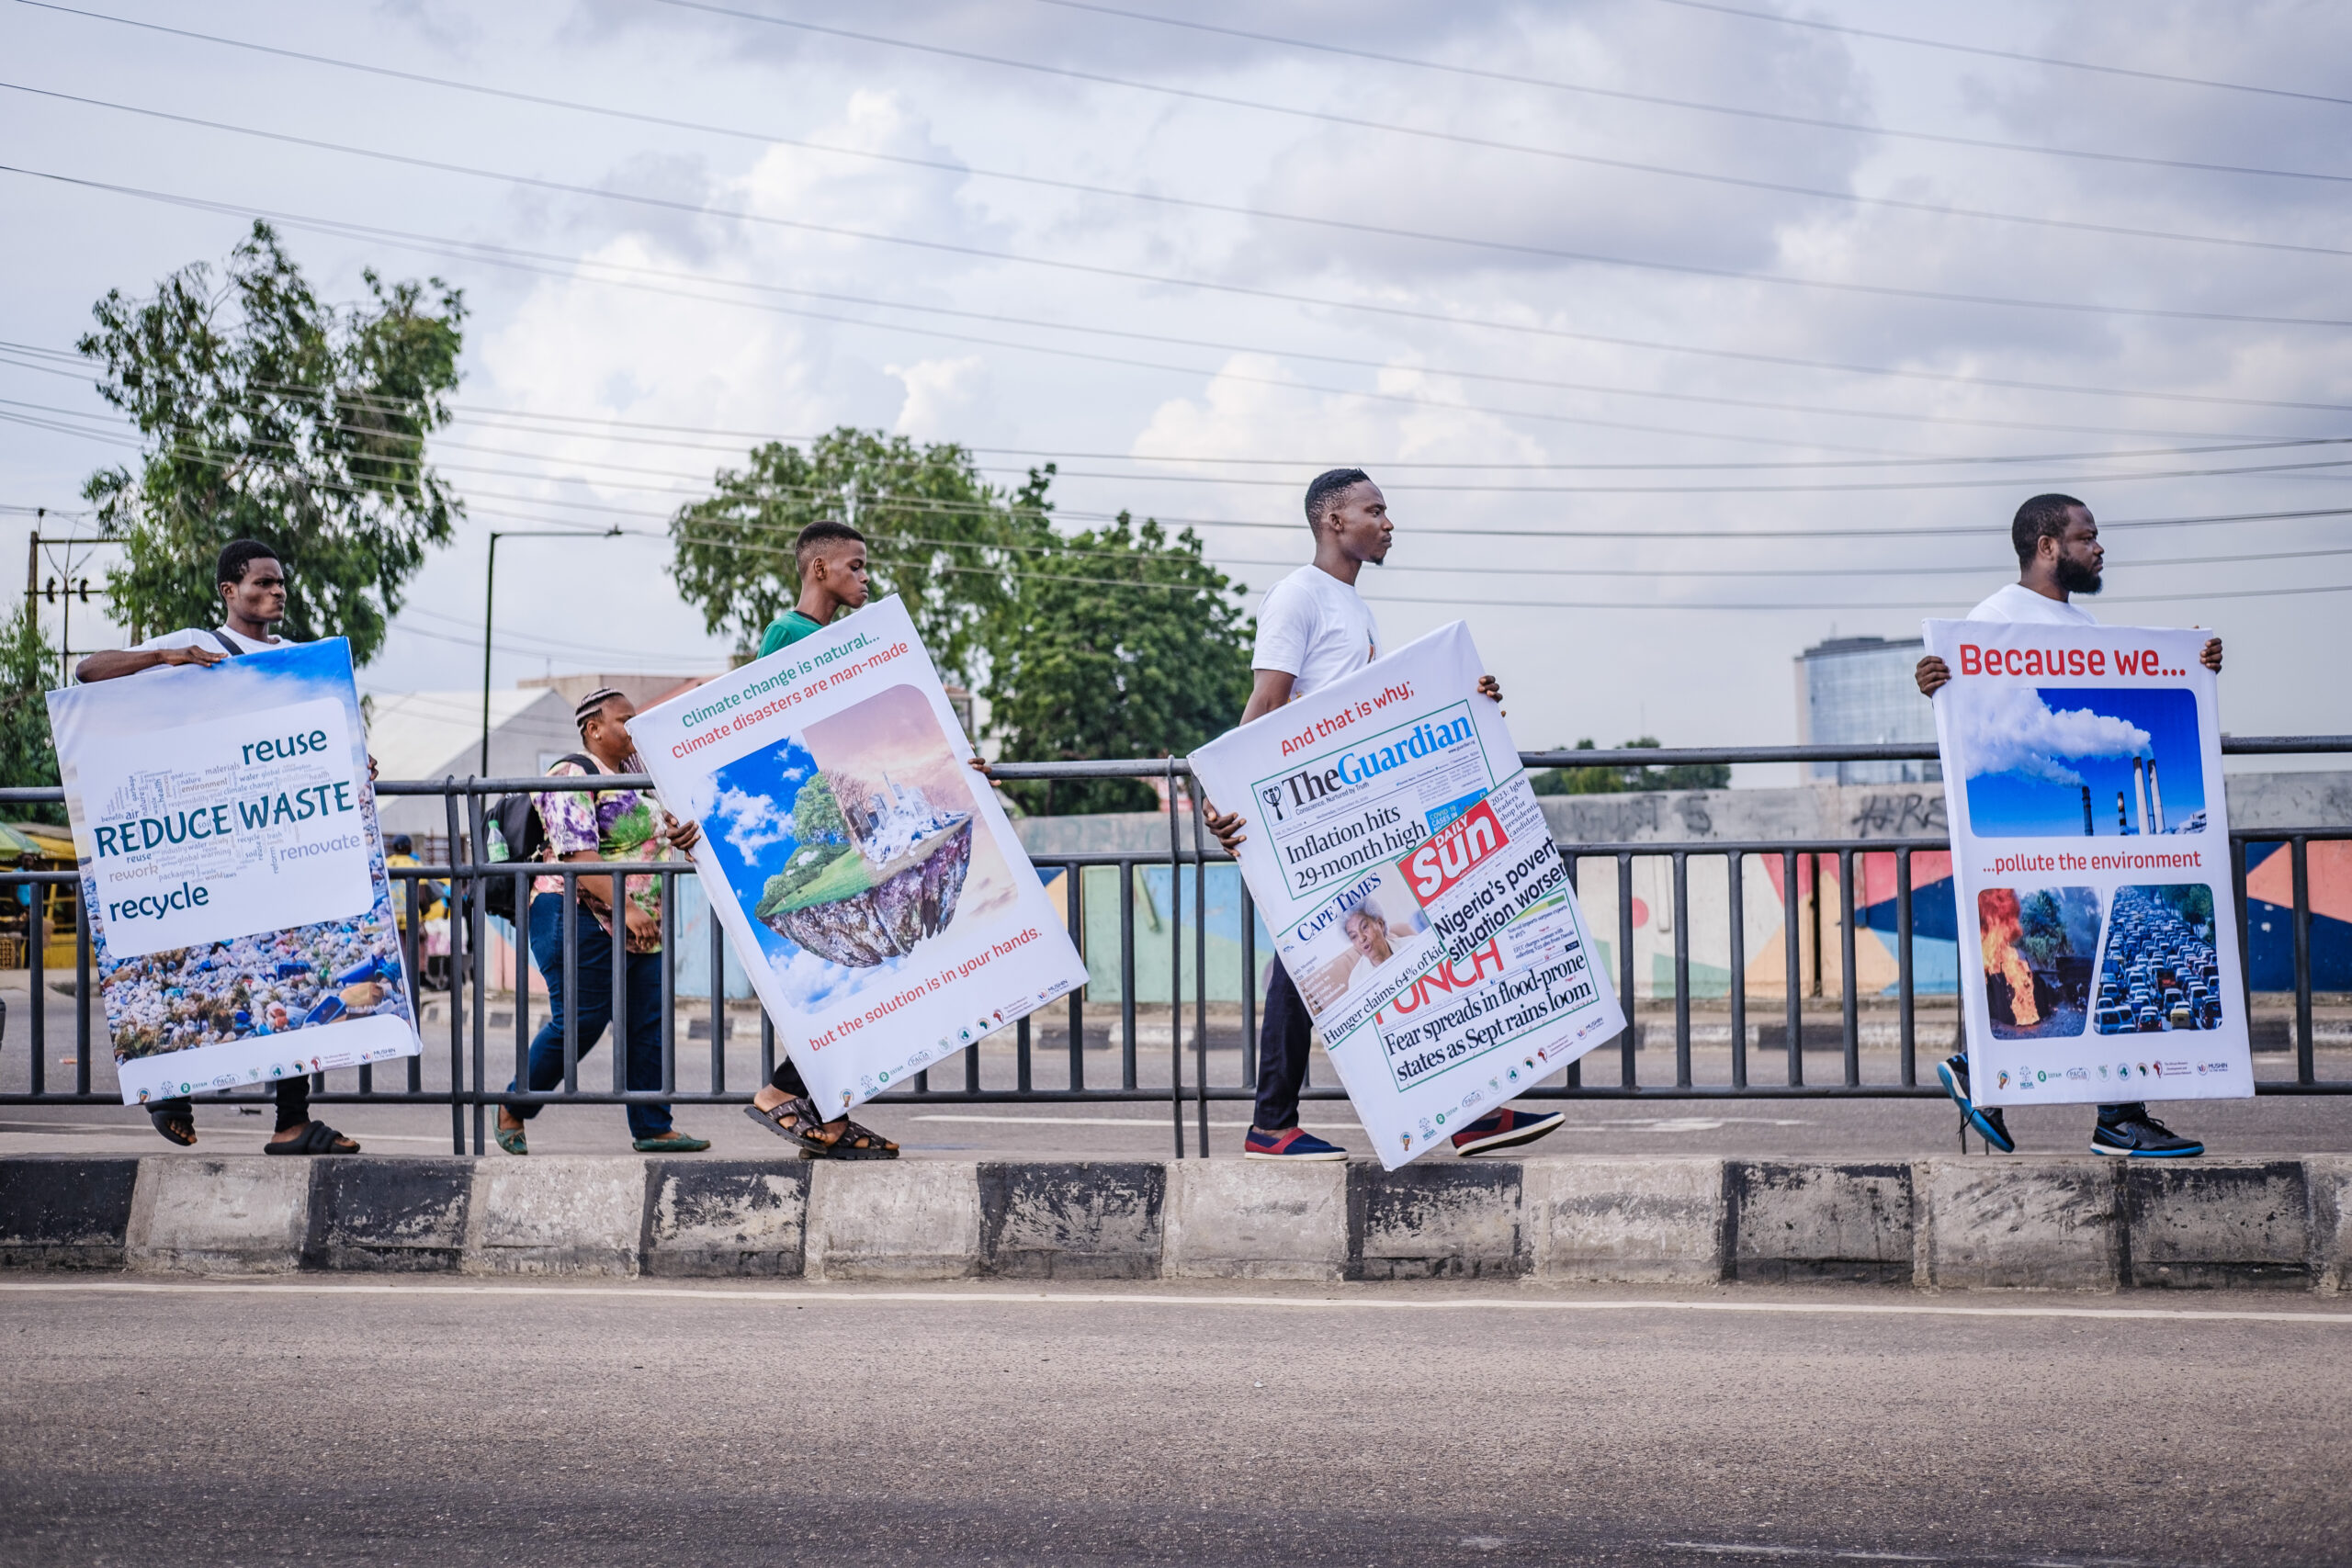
[1937,1054,2016,1154]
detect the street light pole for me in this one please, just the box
[480,527,624,774]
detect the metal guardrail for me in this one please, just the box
[2,735,2346,1156]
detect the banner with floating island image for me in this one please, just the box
[1926,618,2249,1105]
[44,638,420,1105]
[630,596,1086,1115]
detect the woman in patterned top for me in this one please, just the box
[492,689,711,1155]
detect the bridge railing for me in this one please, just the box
[2,736,2345,1155]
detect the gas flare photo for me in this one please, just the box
[1977,886,2103,1040]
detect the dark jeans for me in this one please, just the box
[1251,956,1315,1132]
[2098,1102,2144,1121]
[151,1076,310,1133]
[506,892,672,1140]
[770,1056,809,1098]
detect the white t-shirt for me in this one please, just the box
[1251,565,1380,700]
[1965,582,2098,626]
[133,626,300,656]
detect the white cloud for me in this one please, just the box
[1959,688,2151,786]
[710,784,793,859]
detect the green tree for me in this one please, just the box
[1530,737,1732,795]
[78,220,464,664]
[793,773,848,844]
[668,429,1031,684]
[0,604,63,825]
[983,511,1255,817]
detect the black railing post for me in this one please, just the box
[1068,860,1086,1088]
[1895,847,1916,1089]
[561,873,581,1093]
[1167,759,1184,1158]
[1120,860,1139,1090]
[1191,777,1210,1157]
[1782,851,1803,1088]
[1726,852,1747,1091]
[1672,851,1691,1089]
[26,879,42,1098]
[443,778,469,1154]
[1616,852,1636,1088]
[1838,848,1860,1088]
[465,790,487,1155]
[2292,836,2314,1086]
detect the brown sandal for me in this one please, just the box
[820,1117,899,1161]
[744,1097,838,1156]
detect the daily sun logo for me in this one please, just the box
[1400,796,1506,902]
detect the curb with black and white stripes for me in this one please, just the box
[1,1154,2345,1290]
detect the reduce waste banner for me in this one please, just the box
[47,638,420,1104]
[630,595,1088,1115]
[1188,620,1624,1168]
[1925,618,2252,1106]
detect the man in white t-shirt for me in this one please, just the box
[1916,494,2222,1158]
[1204,468,1566,1161]
[75,538,365,1156]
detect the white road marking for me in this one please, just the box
[3,1280,2346,1325]
[0,1120,453,1145]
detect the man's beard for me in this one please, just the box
[2055,556,2103,594]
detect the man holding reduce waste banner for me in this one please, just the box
[1194,469,1622,1169]
[58,539,416,1153]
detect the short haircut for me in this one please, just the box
[1344,900,1385,931]
[217,538,279,587]
[573,686,627,730]
[1304,468,1372,535]
[795,519,865,573]
[2011,493,2087,568]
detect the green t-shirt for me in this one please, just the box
[757,609,829,658]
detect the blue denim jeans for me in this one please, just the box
[506,892,671,1140]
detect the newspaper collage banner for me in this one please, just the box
[47,639,420,1104]
[1925,618,2252,1106]
[631,595,1087,1115]
[1189,620,1624,1168]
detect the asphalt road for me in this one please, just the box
[3,1277,2347,1566]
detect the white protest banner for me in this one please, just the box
[1188,620,1624,1168]
[1926,619,2251,1106]
[630,595,1087,1114]
[47,638,421,1104]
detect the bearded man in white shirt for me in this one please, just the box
[1204,468,1566,1161]
[1915,493,2222,1158]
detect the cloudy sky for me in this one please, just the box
[4,0,2347,780]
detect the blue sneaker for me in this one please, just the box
[1937,1054,2016,1153]
[1242,1126,1347,1161]
[2091,1111,2203,1157]
[1451,1106,1565,1156]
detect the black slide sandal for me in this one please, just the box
[148,1109,197,1146]
[265,1122,360,1155]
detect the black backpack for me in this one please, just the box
[481,753,598,922]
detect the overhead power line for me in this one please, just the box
[1645,0,2352,110]
[17,393,2352,498]
[14,170,2352,437]
[12,83,2349,332]
[1025,0,2352,183]
[19,0,2344,264]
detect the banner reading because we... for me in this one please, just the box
[630,595,1087,1115]
[1189,621,1624,1169]
[1925,619,2252,1107]
[48,639,421,1105]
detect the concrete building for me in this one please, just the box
[1792,635,1941,786]
[364,689,582,841]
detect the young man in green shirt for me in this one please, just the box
[745,520,898,1156]
[755,519,868,658]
